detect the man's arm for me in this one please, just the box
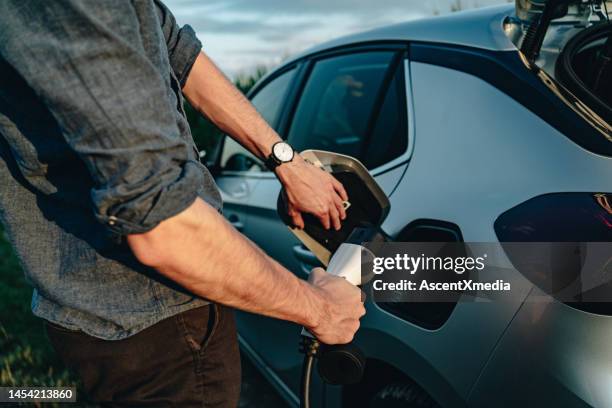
[0,0,364,344]
[182,52,349,231]
[127,197,364,344]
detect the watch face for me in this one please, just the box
[273,142,294,162]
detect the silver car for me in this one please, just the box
[205,1,612,406]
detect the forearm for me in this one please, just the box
[181,51,348,231]
[182,52,279,159]
[127,197,324,327]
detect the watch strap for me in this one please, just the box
[264,154,282,171]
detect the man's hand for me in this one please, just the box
[276,155,348,230]
[183,53,349,231]
[306,267,365,345]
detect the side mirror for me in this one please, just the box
[224,152,263,172]
[198,134,225,176]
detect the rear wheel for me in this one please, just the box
[369,382,440,408]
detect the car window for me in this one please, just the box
[220,68,296,172]
[286,51,406,168]
[364,62,408,169]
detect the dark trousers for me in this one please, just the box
[45,305,241,407]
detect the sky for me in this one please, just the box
[164,0,512,78]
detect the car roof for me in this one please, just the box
[283,4,516,65]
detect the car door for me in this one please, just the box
[238,45,415,395]
[213,66,299,352]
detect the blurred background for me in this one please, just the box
[0,1,510,406]
[166,0,509,77]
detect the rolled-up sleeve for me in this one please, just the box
[0,0,204,235]
[154,0,202,87]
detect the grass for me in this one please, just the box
[0,227,83,406]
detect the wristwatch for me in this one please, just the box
[265,141,295,171]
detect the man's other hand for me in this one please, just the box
[306,268,365,345]
[276,155,348,230]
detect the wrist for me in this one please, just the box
[274,153,304,182]
[299,280,327,330]
[264,139,298,174]
[255,125,284,159]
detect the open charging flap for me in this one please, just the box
[277,150,390,266]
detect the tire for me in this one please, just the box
[369,382,440,408]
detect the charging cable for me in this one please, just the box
[299,336,320,408]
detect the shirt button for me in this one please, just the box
[108,216,118,226]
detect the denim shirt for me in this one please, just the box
[0,0,222,340]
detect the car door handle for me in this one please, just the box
[292,245,322,267]
[227,214,244,231]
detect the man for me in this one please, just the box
[0,1,364,406]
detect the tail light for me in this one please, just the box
[494,193,612,314]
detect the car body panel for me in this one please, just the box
[370,61,610,405]
[217,177,261,236]
[224,4,612,407]
[399,61,611,235]
[469,290,612,407]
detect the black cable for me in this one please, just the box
[299,336,320,408]
[300,354,314,408]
